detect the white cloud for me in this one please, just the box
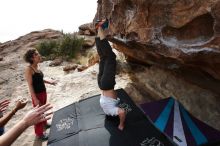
[0,0,97,42]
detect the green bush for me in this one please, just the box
[36,33,84,60]
[36,40,58,56]
[59,34,84,59]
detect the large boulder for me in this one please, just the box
[78,23,96,36]
[94,0,220,130]
[94,0,220,94]
[82,38,95,48]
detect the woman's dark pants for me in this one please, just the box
[95,37,116,90]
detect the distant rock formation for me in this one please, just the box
[0,29,63,55]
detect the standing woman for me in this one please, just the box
[23,49,56,141]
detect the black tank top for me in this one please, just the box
[30,66,46,93]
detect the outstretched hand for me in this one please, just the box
[14,98,28,111]
[44,79,57,86]
[50,81,57,86]
[0,99,10,113]
[22,103,53,127]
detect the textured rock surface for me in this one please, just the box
[94,0,220,82]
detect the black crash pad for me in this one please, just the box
[48,89,177,146]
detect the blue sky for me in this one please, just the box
[0,0,97,42]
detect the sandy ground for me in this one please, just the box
[1,60,130,146]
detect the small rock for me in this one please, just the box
[63,64,78,72]
[77,65,88,72]
[49,58,63,67]
[83,39,95,48]
[9,67,15,70]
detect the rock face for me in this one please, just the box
[94,0,220,130]
[94,0,220,88]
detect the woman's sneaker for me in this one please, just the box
[95,19,109,30]
[37,133,48,141]
[96,19,111,40]
[44,123,51,129]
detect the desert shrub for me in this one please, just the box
[36,32,84,60]
[58,33,84,59]
[36,40,59,56]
